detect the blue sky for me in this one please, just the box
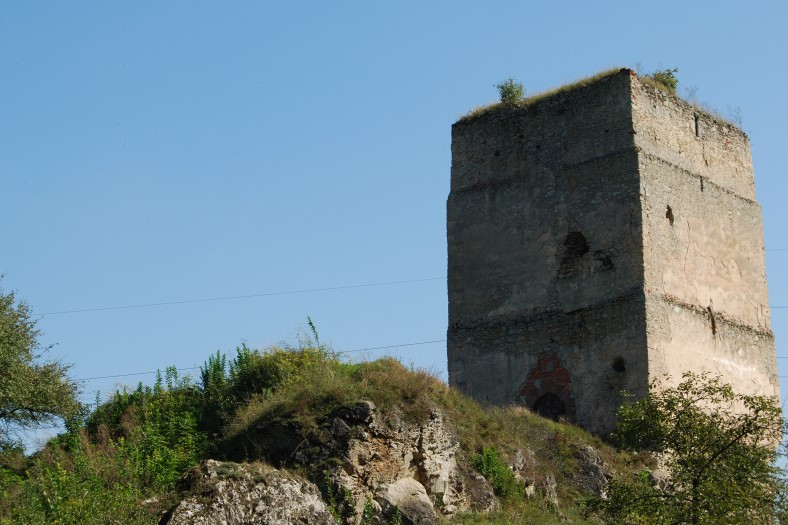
[2,1,787,443]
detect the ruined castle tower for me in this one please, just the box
[447,68,778,433]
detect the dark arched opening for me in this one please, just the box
[532,392,566,421]
[563,231,589,259]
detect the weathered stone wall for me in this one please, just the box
[632,79,778,397]
[448,293,648,433]
[631,81,755,200]
[645,298,776,396]
[448,68,779,434]
[448,70,649,433]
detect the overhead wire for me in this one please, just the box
[20,271,788,375]
[36,276,445,316]
[22,268,788,313]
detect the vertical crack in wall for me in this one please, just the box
[683,217,694,300]
[707,304,717,337]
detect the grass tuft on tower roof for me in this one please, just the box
[457,67,626,123]
[458,67,741,131]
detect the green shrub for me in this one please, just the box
[199,350,231,437]
[228,344,325,403]
[471,447,523,498]
[646,67,679,93]
[597,373,785,524]
[495,78,525,105]
[3,438,154,525]
[87,366,206,489]
[362,497,375,524]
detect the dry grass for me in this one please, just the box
[691,101,736,128]
[222,350,641,511]
[453,498,597,525]
[224,355,445,441]
[215,349,649,523]
[637,74,673,94]
[458,67,742,133]
[457,68,625,123]
[637,74,737,128]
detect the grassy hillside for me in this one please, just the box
[0,340,645,524]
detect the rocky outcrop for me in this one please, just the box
[225,400,490,523]
[317,402,474,523]
[164,402,614,524]
[160,460,336,525]
[575,444,610,497]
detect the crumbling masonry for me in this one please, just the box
[447,68,779,433]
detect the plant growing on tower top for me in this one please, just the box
[646,67,679,94]
[495,77,525,105]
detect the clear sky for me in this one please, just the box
[2,1,787,444]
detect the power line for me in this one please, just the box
[25,270,788,315]
[75,338,447,382]
[77,367,200,382]
[337,339,446,355]
[36,277,445,316]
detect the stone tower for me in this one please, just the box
[447,68,778,434]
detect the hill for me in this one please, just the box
[0,342,660,524]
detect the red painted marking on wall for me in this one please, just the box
[520,352,576,421]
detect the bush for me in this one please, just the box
[2,437,154,525]
[495,78,525,105]
[228,344,326,403]
[646,67,679,94]
[596,372,785,524]
[471,447,523,498]
[89,367,205,488]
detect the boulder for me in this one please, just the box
[575,444,610,497]
[376,478,435,525]
[160,460,336,525]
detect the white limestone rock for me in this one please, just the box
[160,460,336,525]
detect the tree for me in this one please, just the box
[0,286,81,449]
[495,77,525,105]
[598,372,785,524]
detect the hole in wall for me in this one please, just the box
[594,251,614,271]
[563,231,589,259]
[666,206,674,226]
[494,150,500,157]
[612,357,626,373]
[532,393,566,421]
[559,232,590,278]
[700,177,704,192]
[694,114,700,137]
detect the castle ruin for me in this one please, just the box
[447,68,778,434]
